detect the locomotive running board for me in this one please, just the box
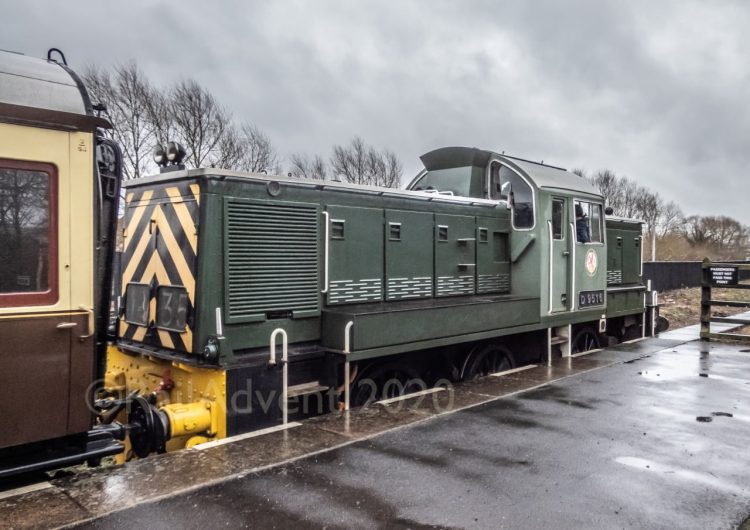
[489,364,538,377]
[375,387,446,406]
[0,481,52,500]
[374,364,540,405]
[191,422,302,451]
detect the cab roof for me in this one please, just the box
[420,146,600,197]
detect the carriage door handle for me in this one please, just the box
[562,251,570,256]
[57,322,78,330]
[78,305,95,340]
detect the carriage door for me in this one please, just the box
[0,154,72,449]
[548,197,569,312]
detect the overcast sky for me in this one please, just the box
[4,1,749,222]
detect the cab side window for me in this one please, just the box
[574,200,603,244]
[0,159,57,307]
[489,162,534,229]
[551,199,564,239]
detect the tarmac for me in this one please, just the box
[2,320,750,529]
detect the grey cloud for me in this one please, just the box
[2,0,749,221]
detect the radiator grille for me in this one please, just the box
[607,269,623,285]
[328,279,383,304]
[225,200,319,320]
[387,277,433,300]
[436,275,475,296]
[477,273,510,294]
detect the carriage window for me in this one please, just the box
[0,160,57,307]
[574,200,603,244]
[551,199,564,239]
[489,162,534,229]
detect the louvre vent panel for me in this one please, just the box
[226,201,319,319]
[607,269,623,285]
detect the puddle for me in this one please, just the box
[711,412,733,418]
[623,354,652,364]
[615,456,747,496]
[699,373,709,378]
[696,416,713,423]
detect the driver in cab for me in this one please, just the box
[575,204,590,243]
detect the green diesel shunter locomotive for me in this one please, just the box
[108,145,654,454]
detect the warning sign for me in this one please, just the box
[709,266,738,286]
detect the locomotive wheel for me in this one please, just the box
[461,344,514,381]
[350,362,423,407]
[571,326,601,354]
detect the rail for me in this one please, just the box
[700,258,750,343]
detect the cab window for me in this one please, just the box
[0,159,57,307]
[574,200,603,244]
[551,199,564,239]
[489,162,534,229]
[411,166,484,198]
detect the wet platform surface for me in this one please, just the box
[4,323,750,529]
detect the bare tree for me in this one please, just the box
[233,123,279,173]
[143,87,176,150]
[169,79,232,168]
[683,215,749,255]
[587,169,620,208]
[83,63,158,180]
[210,125,243,170]
[330,137,402,188]
[331,137,368,184]
[381,149,403,188]
[289,153,327,180]
[657,201,683,237]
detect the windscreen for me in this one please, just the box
[411,167,479,198]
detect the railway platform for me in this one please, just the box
[2,318,750,529]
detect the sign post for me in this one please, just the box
[700,258,750,343]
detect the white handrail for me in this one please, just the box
[215,307,223,336]
[547,220,554,314]
[344,361,351,412]
[269,328,289,425]
[639,235,644,277]
[569,222,576,310]
[344,321,353,354]
[343,321,353,411]
[322,211,329,294]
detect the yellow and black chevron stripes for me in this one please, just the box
[119,182,199,353]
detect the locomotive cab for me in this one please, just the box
[408,147,610,325]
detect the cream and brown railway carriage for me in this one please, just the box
[0,49,123,476]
